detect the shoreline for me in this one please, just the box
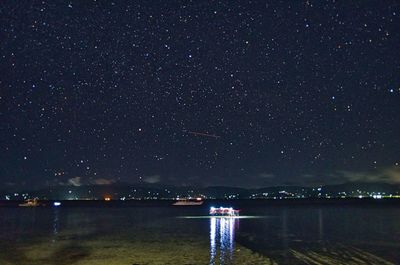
[1,198,400,208]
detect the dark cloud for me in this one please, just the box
[143,175,161,184]
[68,177,82,187]
[91,178,116,185]
[258,173,275,179]
[331,167,400,184]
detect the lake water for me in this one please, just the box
[0,200,399,264]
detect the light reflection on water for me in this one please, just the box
[52,208,59,242]
[209,217,238,264]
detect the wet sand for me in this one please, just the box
[1,236,395,265]
[0,237,274,265]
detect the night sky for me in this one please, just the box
[1,1,399,189]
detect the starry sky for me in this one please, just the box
[1,1,399,189]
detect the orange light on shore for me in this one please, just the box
[196,197,202,201]
[104,197,111,201]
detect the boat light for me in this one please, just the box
[53,202,61,207]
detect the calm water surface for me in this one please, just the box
[0,201,399,264]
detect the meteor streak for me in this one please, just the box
[185,130,221,139]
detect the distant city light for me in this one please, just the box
[53,201,61,206]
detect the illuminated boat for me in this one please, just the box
[19,198,42,207]
[172,198,204,206]
[209,207,239,216]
